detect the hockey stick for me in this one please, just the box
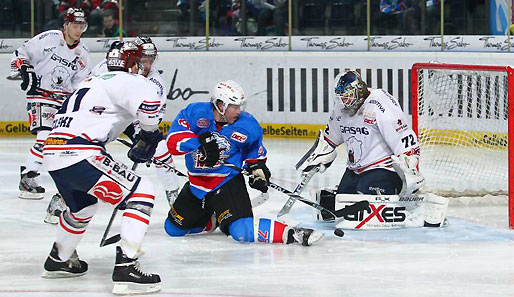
[34,87,69,102]
[222,163,370,220]
[99,161,138,247]
[116,138,271,208]
[276,166,319,226]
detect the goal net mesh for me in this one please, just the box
[415,66,509,198]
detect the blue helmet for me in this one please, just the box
[334,71,369,115]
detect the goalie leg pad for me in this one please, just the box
[423,193,449,227]
[313,189,337,222]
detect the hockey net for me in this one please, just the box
[411,63,514,228]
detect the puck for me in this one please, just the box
[333,228,345,237]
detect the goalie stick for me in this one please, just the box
[276,166,319,225]
[222,163,370,221]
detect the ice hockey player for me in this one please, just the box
[90,36,180,207]
[40,41,164,295]
[163,80,323,246]
[10,8,91,200]
[296,70,448,229]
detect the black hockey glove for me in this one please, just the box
[247,160,271,193]
[198,132,219,167]
[123,123,138,143]
[19,64,38,94]
[127,129,163,163]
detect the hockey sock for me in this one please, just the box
[56,203,97,260]
[120,190,155,259]
[24,130,50,173]
[228,217,288,244]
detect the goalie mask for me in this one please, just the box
[64,8,88,33]
[334,71,369,115]
[211,80,246,116]
[106,41,144,75]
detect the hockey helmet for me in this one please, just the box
[64,8,88,32]
[133,36,158,59]
[106,41,144,74]
[334,71,369,115]
[211,80,246,114]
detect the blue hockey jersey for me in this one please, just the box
[166,102,267,198]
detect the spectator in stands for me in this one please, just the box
[253,0,287,36]
[377,0,419,35]
[101,9,126,37]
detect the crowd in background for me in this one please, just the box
[0,0,492,38]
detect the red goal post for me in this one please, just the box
[411,63,514,229]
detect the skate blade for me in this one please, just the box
[307,231,324,246]
[112,282,161,295]
[19,192,44,200]
[44,214,59,225]
[41,270,86,279]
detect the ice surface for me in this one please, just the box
[0,138,513,297]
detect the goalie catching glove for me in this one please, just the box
[391,154,425,197]
[296,130,337,174]
[247,160,271,193]
[127,129,163,163]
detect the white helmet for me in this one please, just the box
[211,80,246,115]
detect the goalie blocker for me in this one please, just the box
[313,189,448,229]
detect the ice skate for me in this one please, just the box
[287,227,323,246]
[44,193,67,224]
[112,246,161,295]
[42,242,88,278]
[19,166,45,199]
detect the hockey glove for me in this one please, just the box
[296,130,337,174]
[127,129,163,163]
[19,64,38,94]
[391,154,425,197]
[198,132,219,167]
[247,160,271,193]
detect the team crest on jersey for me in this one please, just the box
[196,118,210,128]
[395,119,408,133]
[178,118,190,129]
[346,136,363,164]
[51,66,70,89]
[194,132,231,168]
[230,131,247,143]
[90,106,106,115]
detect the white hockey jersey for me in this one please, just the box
[324,89,420,174]
[11,30,91,105]
[90,59,166,102]
[42,71,165,171]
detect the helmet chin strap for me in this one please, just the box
[213,102,228,122]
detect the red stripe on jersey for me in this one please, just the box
[142,100,161,104]
[49,132,76,138]
[130,193,155,200]
[154,150,171,160]
[139,109,159,114]
[43,146,103,151]
[123,212,149,225]
[189,174,226,192]
[167,131,197,155]
[36,139,45,143]
[354,156,392,174]
[324,136,338,148]
[81,133,94,142]
[273,221,287,243]
[59,217,85,234]
[245,157,267,164]
[30,148,43,158]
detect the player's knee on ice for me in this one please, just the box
[228,217,254,243]
[164,218,204,236]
